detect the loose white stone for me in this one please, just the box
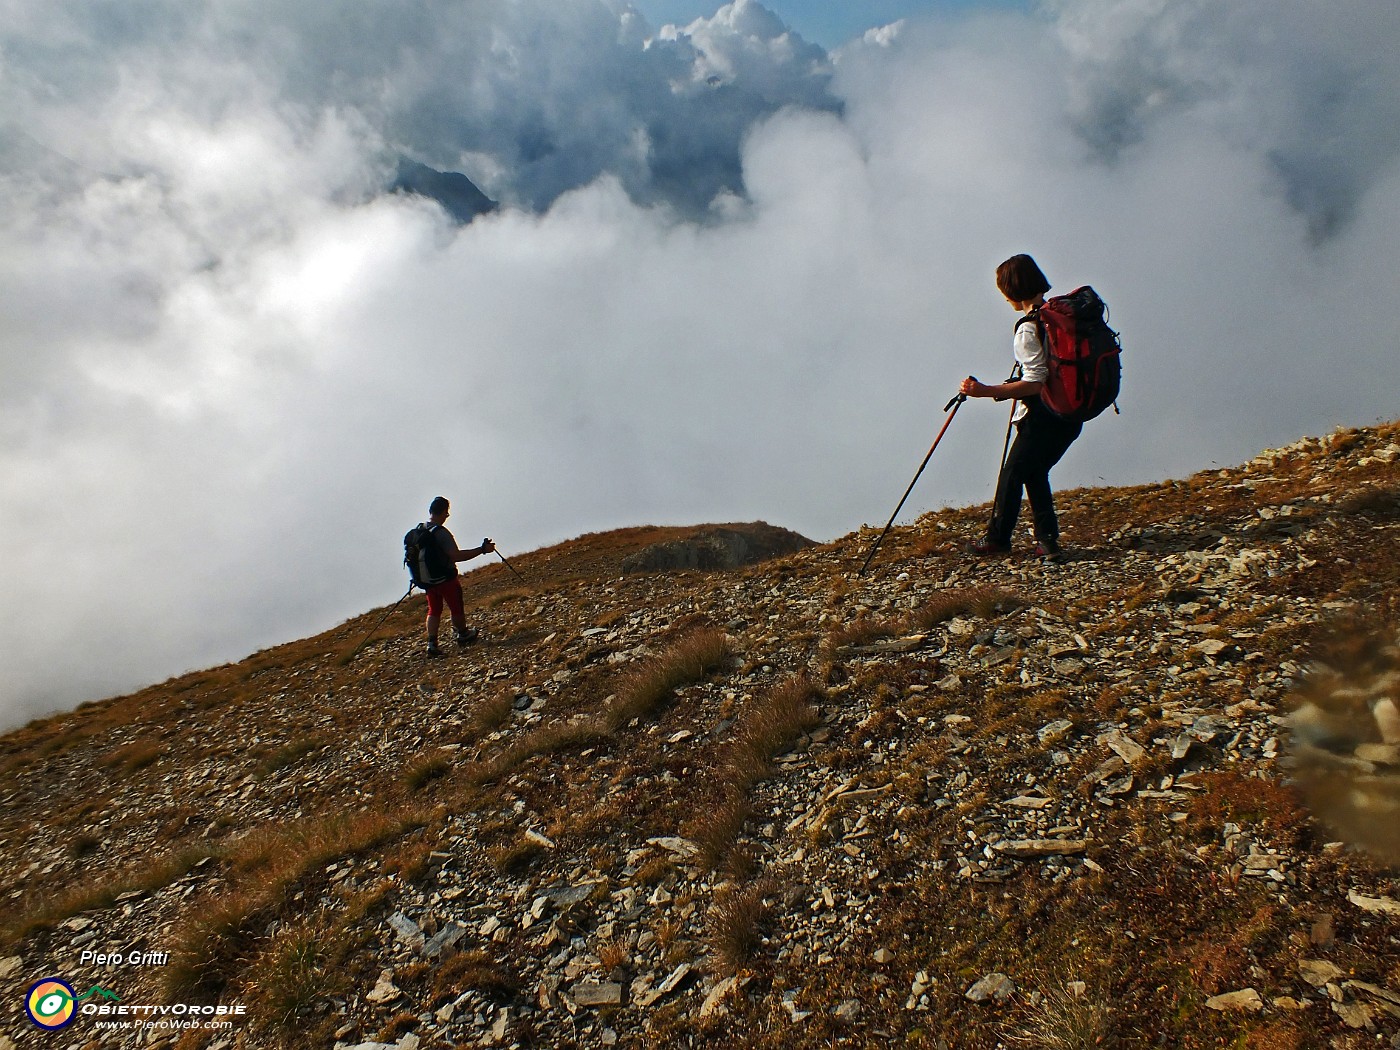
[1348,891,1400,915]
[1038,720,1074,744]
[1204,988,1263,1012]
[1005,795,1053,810]
[1299,960,1343,987]
[647,836,702,859]
[700,976,741,1018]
[1332,1001,1373,1029]
[965,973,1015,1002]
[1098,729,1146,764]
[656,962,692,995]
[570,981,623,1008]
[366,972,401,1005]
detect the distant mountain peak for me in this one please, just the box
[390,157,498,224]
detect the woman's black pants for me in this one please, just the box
[986,401,1082,546]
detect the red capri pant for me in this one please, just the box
[424,578,464,618]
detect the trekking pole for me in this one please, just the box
[999,400,1016,469]
[485,538,526,583]
[987,399,1016,521]
[987,369,1020,528]
[857,391,966,576]
[339,585,416,664]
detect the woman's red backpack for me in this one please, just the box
[1019,286,1122,423]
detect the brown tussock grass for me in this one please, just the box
[464,689,516,739]
[593,607,631,629]
[1325,427,1367,456]
[1,844,218,950]
[1186,772,1311,850]
[375,1013,422,1042]
[467,716,612,785]
[402,749,453,792]
[686,790,753,871]
[240,919,336,1032]
[821,617,897,654]
[907,585,1024,631]
[631,856,677,886]
[225,808,419,878]
[686,676,822,869]
[165,885,281,1001]
[335,879,396,926]
[466,628,730,785]
[432,950,521,1005]
[604,627,733,729]
[705,879,775,976]
[99,737,164,773]
[164,807,426,1000]
[480,586,535,609]
[254,735,329,778]
[654,916,683,955]
[818,587,1024,669]
[724,677,823,786]
[597,935,630,972]
[490,836,547,876]
[381,839,435,883]
[1000,978,1113,1049]
[1021,689,1072,716]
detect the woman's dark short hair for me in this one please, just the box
[429,496,450,515]
[995,254,1051,302]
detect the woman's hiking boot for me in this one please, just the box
[966,537,1011,557]
[456,627,479,647]
[1033,536,1065,563]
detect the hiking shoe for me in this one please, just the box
[426,642,444,658]
[456,627,479,647]
[966,537,1011,556]
[1033,537,1066,564]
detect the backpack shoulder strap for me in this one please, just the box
[1014,309,1046,352]
[1014,303,1044,329]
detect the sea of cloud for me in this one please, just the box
[1,0,1396,726]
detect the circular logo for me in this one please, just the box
[26,978,77,1030]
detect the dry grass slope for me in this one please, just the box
[3,433,1400,1049]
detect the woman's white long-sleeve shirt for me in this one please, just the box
[1012,318,1048,421]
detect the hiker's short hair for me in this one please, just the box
[996,254,1051,302]
[429,496,450,515]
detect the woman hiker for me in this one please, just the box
[959,253,1080,563]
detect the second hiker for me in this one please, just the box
[417,496,495,657]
